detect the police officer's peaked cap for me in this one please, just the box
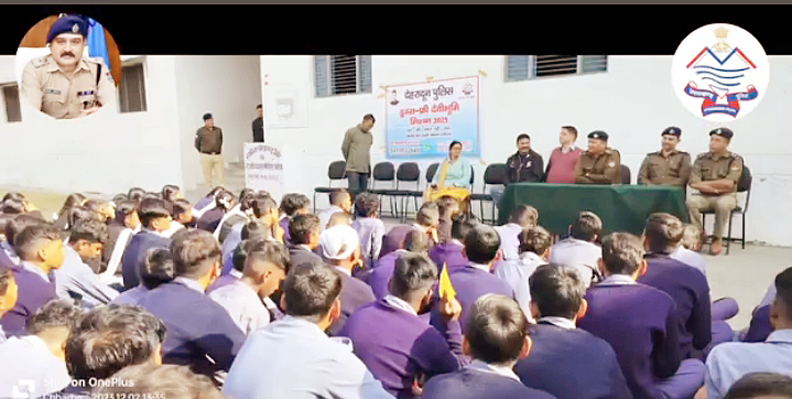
[662,127,682,137]
[588,131,608,141]
[203,113,213,120]
[709,127,734,140]
[47,15,88,43]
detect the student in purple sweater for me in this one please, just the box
[380,202,440,258]
[544,126,583,184]
[278,193,312,246]
[431,223,516,335]
[340,252,468,398]
[422,294,557,399]
[577,233,706,399]
[429,215,476,274]
[369,229,431,300]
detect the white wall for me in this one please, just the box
[261,55,792,247]
[0,55,184,195]
[174,56,261,191]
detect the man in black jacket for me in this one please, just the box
[507,133,544,183]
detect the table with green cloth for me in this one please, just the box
[497,183,690,236]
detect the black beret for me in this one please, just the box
[709,127,734,140]
[47,15,87,43]
[203,113,213,120]
[588,131,608,141]
[662,127,682,137]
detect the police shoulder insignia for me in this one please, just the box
[30,56,48,68]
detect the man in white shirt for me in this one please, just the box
[223,262,395,399]
[0,299,82,399]
[495,205,538,262]
[209,240,290,334]
[495,226,552,321]
[319,189,353,232]
[706,266,792,399]
[549,211,603,287]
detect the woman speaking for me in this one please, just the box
[425,141,472,212]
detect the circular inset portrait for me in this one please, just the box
[16,14,122,120]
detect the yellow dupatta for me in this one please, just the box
[425,159,470,203]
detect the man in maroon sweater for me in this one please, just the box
[545,126,583,184]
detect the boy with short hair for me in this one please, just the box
[120,198,173,291]
[429,215,478,274]
[351,192,386,270]
[437,195,461,244]
[495,205,539,261]
[549,211,603,288]
[327,211,353,229]
[278,193,312,245]
[494,225,552,320]
[289,214,324,267]
[319,189,353,233]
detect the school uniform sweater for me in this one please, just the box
[338,299,467,398]
[0,267,57,337]
[422,366,557,399]
[637,253,711,358]
[577,278,681,399]
[743,304,772,343]
[368,249,409,300]
[120,230,171,290]
[545,147,582,184]
[136,279,247,378]
[380,225,415,258]
[196,207,224,233]
[428,242,467,274]
[514,321,633,399]
[327,269,377,337]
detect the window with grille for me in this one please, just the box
[0,83,21,123]
[505,55,608,82]
[118,60,148,113]
[314,55,372,97]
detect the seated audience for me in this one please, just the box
[289,213,324,267]
[54,219,119,308]
[52,193,88,230]
[671,223,707,276]
[216,190,256,243]
[494,225,552,321]
[723,372,792,399]
[369,229,431,300]
[208,240,290,335]
[196,189,234,233]
[58,304,166,398]
[0,265,18,341]
[84,199,116,225]
[0,299,82,398]
[577,232,705,399]
[223,220,271,275]
[340,252,467,398]
[127,187,147,203]
[99,200,141,285]
[222,262,394,399]
[135,229,246,379]
[436,195,461,243]
[494,205,539,261]
[0,214,43,268]
[706,266,792,399]
[327,211,353,229]
[549,211,603,287]
[431,224,515,335]
[92,363,225,399]
[513,264,632,399]
[319,188,353,232]
[161,184,184,203]
[278,193,312,245]
[429,215,477,274]
[351,192,386,270]
[192,186,225,220]
[120,198,173,290]
[421,294,556,399]
[112,248,174,306]
[319,224,376,336]
[380,202,440,258]
[1,224,64,336]
[221,194,281,274]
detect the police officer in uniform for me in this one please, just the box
[575,131,622,185]
[637,127,692,186]
[20,14,116,120]
[686,127,744,255]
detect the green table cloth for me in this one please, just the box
[497,183,690,236]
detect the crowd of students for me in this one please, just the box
[0,185,787,399]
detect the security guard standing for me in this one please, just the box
[686,127,744,255]
[637,127,692,186]
[20,14,116,119]
[575,131,622,185]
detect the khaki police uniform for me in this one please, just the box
[637,150,692,186]
[686,151,744,240]
[21,54,115,119]
[575,148,622,185]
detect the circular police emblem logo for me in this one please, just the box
[72,23,80,33]
[462,83,474,95]
[672,23,769,122]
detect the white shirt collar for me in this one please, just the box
[538,316,576,330]
[20,261,50,282]
[334,266,352,276]
[383,295,418,316]
[520,251,543,263]
[466,359,520,382]
[598,274,637,286]
[469,262,491,273]
[229,269,243,279]
[173,276,205,293]
[561,144,578,154]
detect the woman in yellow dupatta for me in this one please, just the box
[425,141,473,212]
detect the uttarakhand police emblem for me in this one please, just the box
[462,83,474,95]
[672,23,769,122]
[72,23,79,33]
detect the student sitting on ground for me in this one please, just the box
[278,193,312,245]
[221,194,281,274]
[670,223,706,276]
[494,225,552,321]
[99,200,141,287]
[112,248,175,306]
[0,265,18,342]
[196,190,235,233]
[723,372,792,399]
[120,198,173,291]
[288,214,324,267]
[369,229,431,300]
[216,190,256,243]
[421,294,557,399]
[173,198,196,229]
[494,205,539,262]
[327,211,353,229]
[577,232,706,399]
[192,186,225,220]
[513,264,632,399]
[429,215,478,274]
[436,195,462,244]
[162,184,184,203]
[318,188,353,233]
[52,193,88,231]
[352,192,386,270]
[549,211,603,288]
[380,202,440,258]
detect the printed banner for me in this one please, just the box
[385,76,480,159]
[244,143,284,201]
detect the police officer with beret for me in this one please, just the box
[637,127,692,187]
[686,127,744,255]
[20,14,116,119]
[575,131,622,185]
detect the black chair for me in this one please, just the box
[469,163,508,225]
[388,163,421,223]
[313,160,347,213]
[426,163,440,183]
[621,165,631,185]
[368,162,398,218]
[702,165,752,255]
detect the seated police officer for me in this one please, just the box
[575,131,622,185]
[638,127,692,187]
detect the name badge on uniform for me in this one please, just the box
[78,90,95,96]
[44,88,61,95]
